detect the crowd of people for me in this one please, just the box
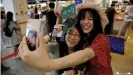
[28,2,57,33]
[1,0,133,75]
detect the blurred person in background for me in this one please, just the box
[40,6,49,36]
[1,10,11,71]
[104,3,116,35]
[28,6,34,18]
[34,6,39,19]
[3,11,21,58]
[1,11,6,29]
[46,2,57,33]
[40,6,48,18]
[117,0,133,40]
[38,5,41,10]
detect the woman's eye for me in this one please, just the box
[68,31,72,35]
[88,18,93,20]
[81,17,84,20]
[75,34,79,37]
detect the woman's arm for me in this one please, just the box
[56,17,62,24]
[55,6,63,24]
[19,35,95,72]
[44,33,51,43]
[11,21,20,29]
[42,48,95,72]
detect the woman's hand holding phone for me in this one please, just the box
[18,34,51,71]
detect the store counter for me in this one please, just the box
[113,13,125,31]
[48,42,59,59]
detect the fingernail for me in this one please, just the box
[23,36,26,40]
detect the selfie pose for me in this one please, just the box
[19,3,113,75]
[44,22,87,74]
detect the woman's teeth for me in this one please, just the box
[83,26,90,29]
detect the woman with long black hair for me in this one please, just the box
[4,11,21,57]
[42,22,86,74]
[1,10,11,72]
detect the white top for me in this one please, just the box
[124,5,133,21]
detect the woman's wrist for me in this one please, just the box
[48,33,52,39]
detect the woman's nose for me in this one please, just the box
[83,19,88,24]
[70,34,75,40]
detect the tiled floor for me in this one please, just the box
[111,27,133,75]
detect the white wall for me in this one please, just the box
[3,0,28,22]
[3,0,28,35]
[3,0,16,21]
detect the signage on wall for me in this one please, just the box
[75,0,82,6]
[61,3,76,19]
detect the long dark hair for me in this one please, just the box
[1,11,5,19]
[5,11,13,27]
[77,8,103,46]
[58,22,84,74]
[74,8,103,73]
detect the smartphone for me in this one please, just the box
[26,28,37,51]
[26,19,42,51]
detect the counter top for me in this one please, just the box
[115,18,124,21]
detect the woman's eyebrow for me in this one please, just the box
[87,16,92,18]
[75,32,79,34]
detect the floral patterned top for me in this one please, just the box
[83,34,113,75]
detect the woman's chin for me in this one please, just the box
[83,29,91,33]
[67,44,75,48]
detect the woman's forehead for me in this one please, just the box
[79,11,93,19]
[69,26,78,33]
[85,12,92,17]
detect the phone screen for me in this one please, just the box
[26,28,37,51]
[26,19,42,51]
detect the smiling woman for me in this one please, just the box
[65,27,80,48]
[42,22,85,74]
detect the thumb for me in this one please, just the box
[22,36,30,53]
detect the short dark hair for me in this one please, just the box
[49,2,55,9]
[111,3,115,7]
